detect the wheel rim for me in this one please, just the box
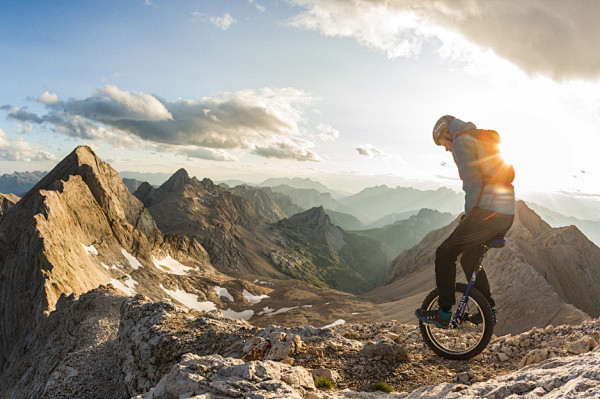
[423,292,486,356]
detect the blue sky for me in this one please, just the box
[1,0,600,195]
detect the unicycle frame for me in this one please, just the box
[450,262,483,328]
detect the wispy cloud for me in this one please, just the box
[315,123,339,141]
[191,12,236,30]
[288,0,600,81]
[0,128,57,162]
[2,86,327,162]
[248,0,266,12]
[356,144,394,160]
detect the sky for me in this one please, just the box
[1,0,600,196]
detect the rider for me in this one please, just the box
[415,115,515,328]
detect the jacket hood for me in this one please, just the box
[449,119,476,140]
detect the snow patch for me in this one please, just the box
[152,255,193,275]
[322,319,346,329]
[121,249,143,270]
[258,307,274,315]
[264,306,299,316]
[351,312,361,315]
[254,279,272,285]
[82,243,98,256]
[159,284,217,312]
[221,308,254,321]
[302,304,313,308]
[242,289,269,305]
[214,286,234,302]
[109,275,138,296]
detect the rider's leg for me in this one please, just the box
[434,208,502,312]
[460,246,495,307]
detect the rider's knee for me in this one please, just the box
[435,245,455,261]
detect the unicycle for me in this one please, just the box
[418,238,506,360]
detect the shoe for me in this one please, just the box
[468,309,496,325]
[415,307,451,329]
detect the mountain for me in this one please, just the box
[527,201,600,246]
[228,184,303,223]
[258,177,347,198]
[0,147,386,397]
[522,190,600,221]
[340,185,464,223]
[134,168,282,277]
[0,170,47,195]
[118,171,172,186]
[122,177,144,193]
[364,209,421,229]
[368,201,599,335]
[0,193,19,223]
[135,170,388,293]
[272,206,388,293]
[216,179,250,187]
[0,146,216,372]
[356,208,455,260]
[324,209,366,230]
[269,184,356,216]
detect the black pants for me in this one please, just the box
[435,207,514,312]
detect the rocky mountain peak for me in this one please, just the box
[160,168,191,192]
[513,201,552,240]
[275,206,341,246]
[285,206,332,229]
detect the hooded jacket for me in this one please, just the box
[449,118,516,215]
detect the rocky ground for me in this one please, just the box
[121,292,600,398]
[2,286,600,398]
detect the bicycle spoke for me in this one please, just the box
[423,291,486,355]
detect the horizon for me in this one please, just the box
[2,1,600,198]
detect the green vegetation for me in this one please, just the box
[315,377,334,390]
[372,381,393,393]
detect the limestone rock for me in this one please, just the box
[568,337,591,354]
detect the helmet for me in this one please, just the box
[432,115,456,145]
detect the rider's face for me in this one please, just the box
[440,139,452,152]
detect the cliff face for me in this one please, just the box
[229,184,303,223]
[0,193,19,222]
[0,146,212,371]
[134,169,277,275]
[369,201,598,334]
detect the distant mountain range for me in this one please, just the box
[0,171,47,195]
[355,209,455,260]
[134,169,388,294]
[258,177,351,199]
[527,201,600,246]
[340,185,464,223]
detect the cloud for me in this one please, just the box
[210,13,236,30]
[0,128,58,162]
[177,146,239,162]
[63,84,173,122]
[252,138,323,162]
[2,85,326,162]
[356,144,393,159]
[192,12,236,30]
[248,0,266,12]
[288,0,600,81]
[315,123,339,141]
[37,91,60,105]
[7,107,44,124]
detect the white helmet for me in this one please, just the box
[432,115,455,145]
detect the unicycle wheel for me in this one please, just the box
[419,283,494,360]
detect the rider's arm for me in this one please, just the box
[452,137,483,215]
